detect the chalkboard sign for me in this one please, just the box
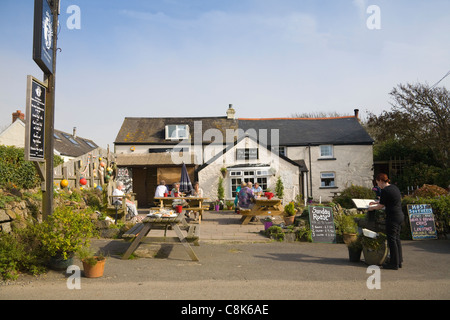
[308,206,336,243]
[117,167,133,194]
[25,76,46,162]
[407,204,437,240]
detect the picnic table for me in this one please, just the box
[154,196,209,223]
[239,198,284,225]
[122,214,199,261]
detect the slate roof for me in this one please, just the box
[114,117,238,145]
[114,116,373,146]
[239,117,374,146]
[53,129,99,157]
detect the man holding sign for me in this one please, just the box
[368,173,404,270]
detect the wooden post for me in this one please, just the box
[41,1,59,219]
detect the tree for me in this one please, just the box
[367,83,450,169]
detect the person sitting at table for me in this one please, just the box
[187,181,204,220]
[170,182,181,197]
[238,182,255,210]
[113,181,138,221]
[154,180,169,198]
[252,182,263,196]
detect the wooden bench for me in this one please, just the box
[122,222,200,246]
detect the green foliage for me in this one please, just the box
[0,222,47,280]
[266,226,285,241]
[335,214,358,235]
[217,177,225,200]
[333,185,375,209]
[37,206,97,260]
[284,202,296,216]
[0,146,40,189]
[275,176,284,199]
[361,233,386,251]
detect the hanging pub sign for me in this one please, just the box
[33,0,54,74]
[25,76,47,162]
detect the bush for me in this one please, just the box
[0,222,47,280]
[333,185,375,209]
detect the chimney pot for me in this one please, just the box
[12,110,25,123]
[354,109,360,118]
[226,104,235,120]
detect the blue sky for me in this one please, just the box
[1,0,449,148]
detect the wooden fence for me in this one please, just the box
[53,147,116,190]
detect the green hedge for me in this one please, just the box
[0,145,40,189]
[402,195,450,238]
[0,145,63,190]
[333,185,376,209]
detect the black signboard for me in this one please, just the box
[25,76,46,162]
[407,204,437,240]
[308,206,336,243]
[33,0,54,74]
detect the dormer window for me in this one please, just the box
[165,125,189,140]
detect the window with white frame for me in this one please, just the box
[320,172,336,188]
[165,125,189,140]
[229,167,270,197]
[319,145,334,158]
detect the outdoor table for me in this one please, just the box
[154,197,209,223]
[122,214,199,261]
[239,198,284,225]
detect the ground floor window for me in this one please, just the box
[320,172,336,188]
[229,167,270,197]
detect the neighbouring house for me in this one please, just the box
[114,106,374,208]
[0,110,99,162]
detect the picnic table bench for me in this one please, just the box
[122,214,200,261]
[239,198,284,225]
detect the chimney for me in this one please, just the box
[354,109,360,119]
[73,127,77,138]
[226,104,236,120]
[12,110,25,123]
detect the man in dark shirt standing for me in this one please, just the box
[369,173,404,270]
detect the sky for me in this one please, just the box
[0,0,449,149]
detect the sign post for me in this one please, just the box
[31,0,59,219]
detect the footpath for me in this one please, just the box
[1,211,449,302]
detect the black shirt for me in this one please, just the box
[379,184,403,221]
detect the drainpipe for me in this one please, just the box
[308,144,313,199]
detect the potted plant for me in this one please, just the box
[262,216,274,230]
[338,215,359,245]
[347,236,363,263]
[283,202,296,225]
[225,200,234,210]
[361,232,388,266]
[37,206,97,270]
[78,247,106,278]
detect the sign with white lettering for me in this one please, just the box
[33,0,54,74]
[407,204,437,240]
[308,206,336,243]
[25,76,47,162]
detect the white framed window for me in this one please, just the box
[320,172,336,188]
[230,171,242,176]
[319,145,333,158]
[165,125,189,140]
[229,167,270,197]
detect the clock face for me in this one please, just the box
[43,12,53,50]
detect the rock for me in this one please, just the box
[0,210,12,222]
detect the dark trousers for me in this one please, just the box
[386,220,403,267]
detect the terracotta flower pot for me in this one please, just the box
[82,257,106,278]
[283,215,295,226]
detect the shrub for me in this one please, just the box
[0,221,47,280]
[333,185,375,209]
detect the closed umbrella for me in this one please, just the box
[179,163,193,194]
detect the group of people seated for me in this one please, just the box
[154,180,204,221]
[235,181,263,210]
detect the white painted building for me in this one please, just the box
[114,106,374,207]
